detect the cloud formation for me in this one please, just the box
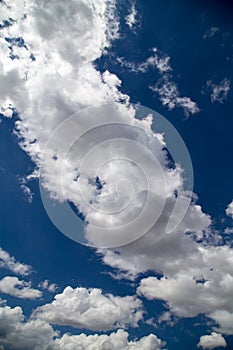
[226,200,233,219]
[32,286,143,331]
[125,2,138,30]
[0,276,42,299]
[0,303,163,350]
[203,79,230,104]
[0,246,32,276]
[197,332,227,349]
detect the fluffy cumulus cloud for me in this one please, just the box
[0,304,163,350]
[32,286,143,331]
[51,330,163,350]
[0,246,32,276]
[0,276,42,299]
[226,200,233,219]
[0,304,57,350]
[197,332,227,349]
[98,200,233,335]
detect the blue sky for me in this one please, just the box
[0,1,233,349]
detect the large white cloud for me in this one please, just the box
[32,286,143,331]
[0,304,163,350]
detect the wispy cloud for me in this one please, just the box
[203,78,230,104]
[149,76,200,117]
[117,48,171,74]
[125,2,138,30]
[203,27,219,40]
[0,246,32,276]
[117,48,199,117]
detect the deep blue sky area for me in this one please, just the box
[0,1,233,349]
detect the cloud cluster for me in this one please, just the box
[38,280,57,293]
[1,0,233,346]
[0,304,57,350]
[0,303,163,350]
[32,286,143,331]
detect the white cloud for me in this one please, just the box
[125,2,138,30]
[51,329,163,350]
[0,276,42,299]
[0,304,58,350]
[99,202,212,279]
[197,332,226,349]
[0,0,198,251]
[203,27,219,40]
[20,184,34,203]
[224,227,233,234]
[226,200,233,219]
[117,48,172,74]
[32,286,143,331]
[203,79,230,104]
[0,246,32,276]
[149,76,200,117]
[117,49,199,117]
[0,304,164,350]
[136,245,233,334]
[38,280,57,293]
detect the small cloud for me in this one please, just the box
[224,227,233,234]
[203,79,230,104]
[21,184,34,203]
[0,246,32,276]
[38,280,57,293]
[125,2,138,30]
[117,48,171,74]
[226,200,233,219]
[150,76,200,117]
[203,27,219,40]
[0,276,42,299]
[197,332,227,349]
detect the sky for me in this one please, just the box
[0,0,233,349]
